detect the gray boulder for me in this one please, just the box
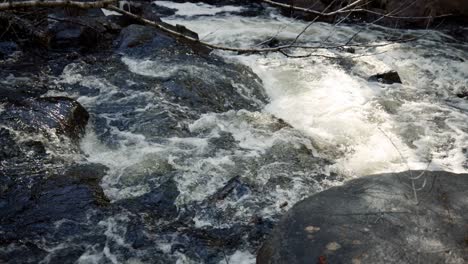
[258,170,468,264]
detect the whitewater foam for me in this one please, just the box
[161,8,468,176]
[154,1,244,17]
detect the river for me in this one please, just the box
[34,1,468,263]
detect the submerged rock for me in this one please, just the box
[368,70,402,84]
[0,163,110,263]
[258,170,468,264]
[0,163,109,225]
[0,41,19,59]
[0,128,22,161]
[117,179,180,220]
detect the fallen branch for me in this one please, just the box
[107,5,292,53]
[0,0,380,54]
[106,5,421,57]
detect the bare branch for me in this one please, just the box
[289,0,340,46]
[109,5,418,55]
[261,0,452,20]
[260,0,365,17]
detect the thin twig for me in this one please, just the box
[261,0,452,20]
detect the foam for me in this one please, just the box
[221,250,255,264]
[162,9,468,176]
[154,1,244,17]
[50,2,468,262]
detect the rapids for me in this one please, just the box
[156,1,468,177]
[2,1,467,263]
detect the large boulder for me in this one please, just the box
[258,170,468,264]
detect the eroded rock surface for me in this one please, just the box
[258,170,468,264]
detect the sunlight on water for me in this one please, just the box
[159,2,468,176]
[155,1,245,17]
[47,2,468,263]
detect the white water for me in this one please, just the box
[155,1,245,17]
[51,2,468,263]
[157,1,468,176]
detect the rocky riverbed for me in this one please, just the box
[1,1,468,263]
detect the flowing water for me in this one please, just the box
[21,1,468,263]
[155,1,468,175]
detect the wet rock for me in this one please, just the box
[50,19,98,49]
[105,2,163,28]
[49,14,118,50]
[258,170,468,264]
[0,242,47,264]
[150,2,177,17]
[115,22,200,50]
[180,225,250,259]
[106,14,136,28]
[0,41,19,59]
[456,90,468,98]
[0,86,41,104]
[0,163,109,237]
[175,24,199,40]
[0,96,89,140]
[341,46,355,53]
[209,176,251,202]
[0,163,109,263]
[0,135,47,163]
[0,128,21,161]
[368,70,402,84]
[117,179,180,219]
[64,30,268,141]
[207,131,238,152]
[120,0,163,22]
[120,1,145,14]
[115,24,165,49]
[260,37,281,48]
